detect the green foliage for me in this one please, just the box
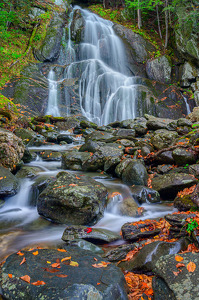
[186,219,198,234]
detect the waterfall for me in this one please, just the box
[182,93,191,115]
[65,7,137,125]
[45,69,60,117]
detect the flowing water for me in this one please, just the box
[45,69,60,117]
[0,136,176,261]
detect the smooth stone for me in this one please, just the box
[0,166,20,197]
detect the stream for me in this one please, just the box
[0,134,175,262]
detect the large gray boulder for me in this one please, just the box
[0,128,25,171]
[121,159,148,186]
[151,129,178,150]
[62,151,91,171]
[0,246,128,300]
[37,171,108,225]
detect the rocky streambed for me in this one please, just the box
[0,111,199,299]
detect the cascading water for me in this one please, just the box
[65,7,137,125]
[182,93,191,115]
[45,69,60,117]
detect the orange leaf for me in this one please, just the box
[69,184,77,187]
[97,282,101,285]
[145,288,153,296]
[61,257,71,262]
[17,251,24,256]
[32,251,38,256]
[51,263,60,268]
[187,262,196,273]
[173,271,179,276]
[31,281,46,286]
[57,249,67,252]
[56,274,68,278]
[176,263,185,268]
[8,274,12,278]
[20,275,30,283]
[20,257,26,265]
[175,255,184,262]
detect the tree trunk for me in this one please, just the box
[156,5,162,39]
[103,0,109,9]
[137,8,142,29]
[164,0,168,49]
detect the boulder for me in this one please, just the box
[151,173,198,200]
[70,9,85,43]
[130,185,160,204]
[38,150,62,161]
[62,151,91,171]
[16,166,45,179]
[0,246,128,300]
[115,158,133,178]
[153,252,199,300]
[118,197,139,217]
[62,225,120,243]
[30,175,55,206]
[57,134,73,144]
[0,166,19,197]
[14,128,37,145]
[146,55,172,83]
[121,159,148,186]
[0,128,25,171]
[104,244,136,262]
[119,239,188,273]
[145,115,176,130]
[172,148,196,166]
[180,62,199,87]
[151,129,178,150]
[37,171,108,225]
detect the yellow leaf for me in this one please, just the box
[187,262,196,273]
[47,261,51,264]
[70,261,79,267]
[61,257,71,262]
[57,249,67,252]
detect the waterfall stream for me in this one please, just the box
[45,69,60,117]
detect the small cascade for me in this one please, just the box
[64,7,137,125]
[45,69,60,117]
[182,93,191,115]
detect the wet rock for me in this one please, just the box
[146,55,172,83]
[62,151,91,171]
[153,252,199,300]
[119,239,188,272]
[174,194,197,212]
[79,140,102,153]
[151,173,198,200]
[116,139,135,148]
[85,131,114,142]
[121,159,148,186]
[115,159,133,178]
[16,166,45,179]
[68,239,104,254]
[157,164,174,174]
[121,221,161,242]
[113,128,136,138]
[30,175,56,206]
[1,246,128,300]
[38,150,62,161]
[14,128,37,145]
[172,148,196,166]
[37,171,108,225]
[177,118,193,127]
[27,134,46,147]
[0,128,25,171]
[189,164,199,179]
[80,120,98,129]
[34,12,65,62]
[44,131,58,143]
[57,134,73,144]
[70,9,85,43]
[62,225,120,243]
[104,244,136,262]
[0,166,19,197]
[130,185,160,204]
[151,129,178,150]
[118,197,139,217]
[165,213,196,238]
[145,115,176,131]
[22,148,36,163]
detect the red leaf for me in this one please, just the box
[176,263,185,268]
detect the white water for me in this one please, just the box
[182,93,191,115]
[45,69,60,117]
[64,7,137,125]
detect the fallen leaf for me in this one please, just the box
[187,262,196,272]
[97,282,101,285]
[145,288,153,296]
[17,251,24,256]
[92,263,108,268]
[176,263,185,268]
[70,261,79,267]
[173,271,179,276]
[32,251,38,256]
[31,281,46,286]
[61,257,71,262]
[51,263,60,268]
[42,267,59,273]
[20,257,26,265]
[47,261,51,264]
[56,274,68,278]
[57,249,67,252]
[20,275,30,283]
[93,257,98,261]
[8,274,12,278]
[175,255,184,262]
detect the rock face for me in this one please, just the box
[70,9,85,43]
[0,128,25,171]
[37,171,108,225]
[0,246,128,300]
[146,55,172,83]
[0,166,20,197]
[153,252,199,300]
[34,12,65,62]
